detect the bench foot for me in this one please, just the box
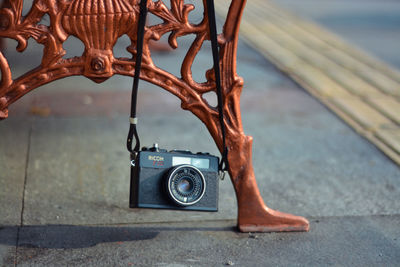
[236,180,309,233]
[238,206,309,233]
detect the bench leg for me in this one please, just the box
[200,108,309,232]
[230,136,309,232]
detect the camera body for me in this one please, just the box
[129,144,219,212]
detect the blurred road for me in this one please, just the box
[272,0,400,69]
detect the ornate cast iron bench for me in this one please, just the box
[0,0,309,232]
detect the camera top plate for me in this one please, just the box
[137,149,219,171]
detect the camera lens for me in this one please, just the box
[166,165,206,206]
[177,178,193,194]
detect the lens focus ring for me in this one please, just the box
[166,165,206,206]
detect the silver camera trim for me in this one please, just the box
[167,164,207,206]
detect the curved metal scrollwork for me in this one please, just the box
[0,0,234,121]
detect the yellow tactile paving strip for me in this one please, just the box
[215,0,400,165]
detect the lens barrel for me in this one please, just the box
[166,165,206,206]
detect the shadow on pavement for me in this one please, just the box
[0,224,235,249]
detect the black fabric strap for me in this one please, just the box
[127,0,229,171]
[206,0,229,171]
[127,0,148,154]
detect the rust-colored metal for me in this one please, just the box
[0,0,309,232]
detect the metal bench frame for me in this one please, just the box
[0,0,309,232]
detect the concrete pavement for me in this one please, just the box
[1,0,400,265]
[0,217,399,266]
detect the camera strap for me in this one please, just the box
[205,0,229,173]
[127,0,229,173]
[127,0,147,155]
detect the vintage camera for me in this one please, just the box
[130,144,219,211]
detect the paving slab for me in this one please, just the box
[0,118,28,225]
[9,215,400,266]
[0,227,17,266]
[0,114,31,265]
